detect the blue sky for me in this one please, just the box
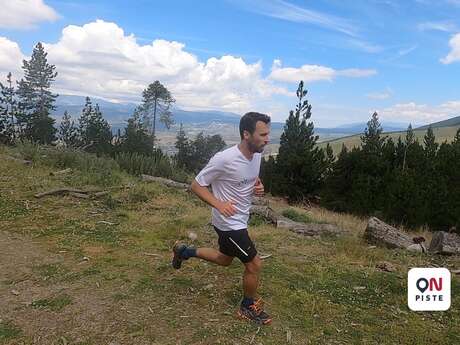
[1,0,460,126]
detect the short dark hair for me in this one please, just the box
[239,112,271,140]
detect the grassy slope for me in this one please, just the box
[318,125,460,156]
[0,144,459,345]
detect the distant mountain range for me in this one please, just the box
[416,116,460,130]
[53,94,416,137]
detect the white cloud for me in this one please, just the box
[229,0,357,36]
[418,21,457,33]
[269,59,376,83]
[347,39,384,53]
[0,37,26,78]
[0,0,59,30]
[8,19,289,114]
[338,68,377,78]
[379,101,460,123]
[441,33,460,64]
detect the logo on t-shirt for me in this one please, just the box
[237,178,253,187]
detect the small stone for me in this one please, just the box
[407,243,426,253]
[11,289,20,296]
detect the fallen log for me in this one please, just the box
[249,205,278,224]
[277,216,346,237]
[249,205,346,237]
[252,196,269,206]
[428,231,460,255]
[141,174,190,190]
[34,188,88,198]
[69,192,90,199]
[364,217,413,249]
[93,191,110,198]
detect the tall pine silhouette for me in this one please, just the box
[16,42,57,144]
[276,80,325,202]
[0,72,20,143]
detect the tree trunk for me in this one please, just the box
[428,231,460,255]
[252,196,269,206]
[141,174,190,190]
[152,99,157,146]
[364,217,413,249]
[34,188,88,198]
[249,205,278,224]
[276,216,345,237]
[249,205,346,237]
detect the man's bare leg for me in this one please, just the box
[238,255,271,324]
[243,255,262,299]
[196,248,233,266]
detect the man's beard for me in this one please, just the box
[248,141,265,153]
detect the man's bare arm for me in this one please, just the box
[190,180,236,217]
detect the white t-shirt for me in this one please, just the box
[195,145,262,231]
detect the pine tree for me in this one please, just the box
[16,42,58,144]
[0,72,20,144]
[350,111,388,215]
[58,110,78,147]
[324,143,335,176]
[276,80,326,202]
[423,126,438,164]
[454,128,460,145]
[174,123,191,169]
[138,81,175,146]
[321,144,357,212]
[78,97,93,146]
[260,155,277,195]
[395,137,405,169]
[404,124,425,172]
[360,111,385,155]
[119,108,154,156]
[433,139,459,231]
[402,124,415,171]
[382,137,397,171]
[187,132,226,173]
[78,97,112,154]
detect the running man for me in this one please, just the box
[172,112,272,325]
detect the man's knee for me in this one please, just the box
[219,253,233,266]
[245,255,262,273]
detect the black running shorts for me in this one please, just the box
[214,226,257,263]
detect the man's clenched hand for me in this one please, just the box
[254,177,265,197]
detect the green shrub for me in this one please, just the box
[15,139,41,161]
[115,151,188,181]
[282,208,314,223]
[42,148,123,187]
